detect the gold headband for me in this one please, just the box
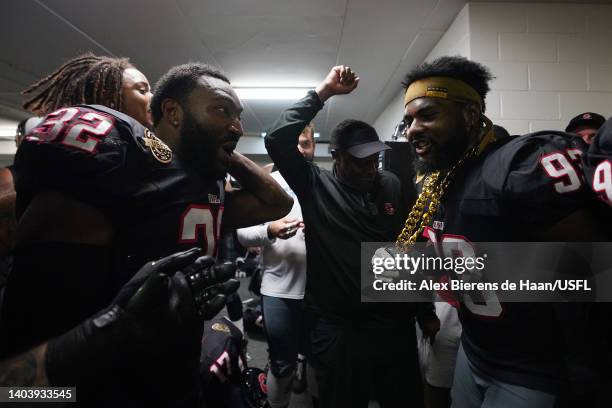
[404,76,483,110]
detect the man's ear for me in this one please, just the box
[161,99,184,129]
[462,102,481,129]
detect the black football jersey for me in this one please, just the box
[2,105,226,362]
[422,132,593,392]
[200,317,246,385]
[15,105,225,288]
[583,117,612,207]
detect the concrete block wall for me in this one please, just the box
[468,2,612,135]
[373,2,612,138]
[373,5,471,140]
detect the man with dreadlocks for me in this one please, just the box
[0,54,151,297]
[397,56,606,407]
[21,53,153,129]
[0,56,292,406]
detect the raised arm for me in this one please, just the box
[314,65,360,104]
[222,152,293,229]
[265,65,359,194]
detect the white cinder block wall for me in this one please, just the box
[373,2,612,138]
[470,2,612,135]
[373,5,471,140]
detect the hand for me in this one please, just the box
[45,248,238,389]
[178,255,240,319]
[267,218,303,240]
[315,65,360,103]
[248,246,261,255]
[372,246,401,282]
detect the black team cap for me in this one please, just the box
[565,112,606,133]
[330,126,390,159]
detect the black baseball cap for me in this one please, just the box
[565,112,606,132]
[329,122,390,158]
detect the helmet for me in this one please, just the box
[242,367,269,408]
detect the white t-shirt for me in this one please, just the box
[416,300,462,388]
[236,171,307,299]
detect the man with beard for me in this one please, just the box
[0,62,292,405]
[398,56,604,407]
[265,65,438,408]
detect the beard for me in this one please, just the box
[413,126,472,174]
[177,112,225,179]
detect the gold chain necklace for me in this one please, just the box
[395,115,496,251]
[395,143,480,251]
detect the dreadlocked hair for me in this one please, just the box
[22,53,133,115]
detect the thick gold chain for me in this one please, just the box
[395,143,480,251]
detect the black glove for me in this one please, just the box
[45,248,238,391]
[179,255,240,320]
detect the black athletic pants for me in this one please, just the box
[309,316,424,408]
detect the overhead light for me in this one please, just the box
[235,87,311,100]
[258,131,318,138]
[0,127,16,137]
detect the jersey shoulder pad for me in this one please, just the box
[18,104,172,169]
[585,118,612,163]
[481,131,588,227]
[14,105,173,219]
[90,105,173,165]
[482,131,585,197]
[591,118,612,155]
[583,118,612,205]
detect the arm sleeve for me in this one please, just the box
[236,224,275,248]
[264,90,323,195]
[583,118,612,206]
[484,133,589,228]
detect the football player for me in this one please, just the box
[0,54,150,289]
[398,56,605,407]
[0,56,292,406]
[22,53,154,128]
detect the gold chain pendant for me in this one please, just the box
[395,143,480,251]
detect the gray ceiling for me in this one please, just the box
[2,0,612,140]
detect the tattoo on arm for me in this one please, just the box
[0,343,48,386]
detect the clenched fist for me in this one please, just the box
[315,65,360,102]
